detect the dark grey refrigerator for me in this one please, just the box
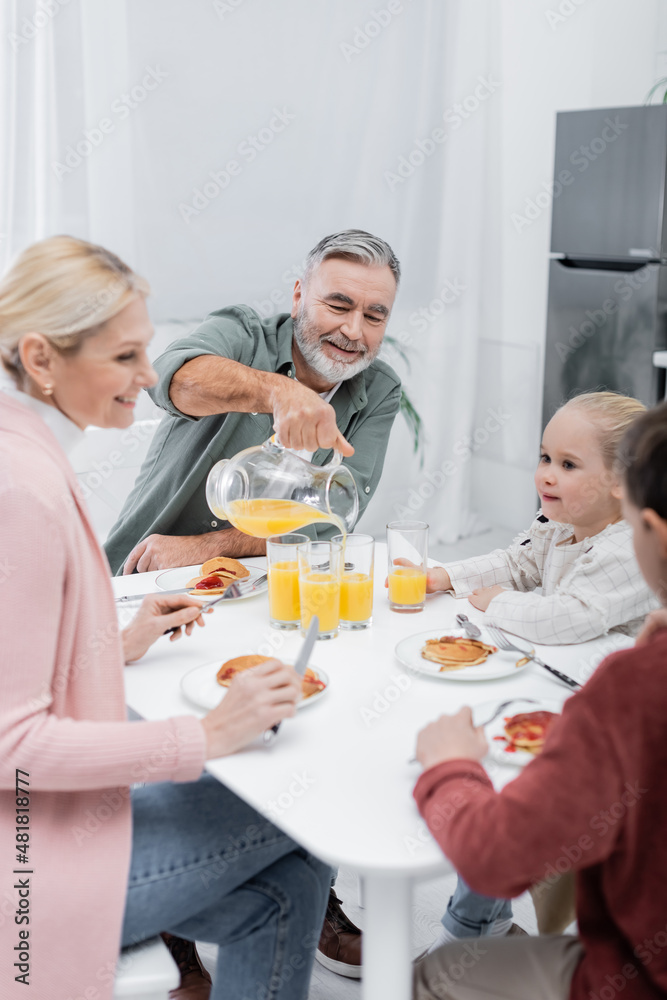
[542,105,667,427]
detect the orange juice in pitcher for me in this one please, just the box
[206,437,357,541]
[225,498,345,539]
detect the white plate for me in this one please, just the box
[475,698,564,767]
[155,564,267,600]
[180,661,329,712]
[394,627,533,681]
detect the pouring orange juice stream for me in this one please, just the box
[220,499,348,631]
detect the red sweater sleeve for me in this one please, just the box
[413,688,627,899]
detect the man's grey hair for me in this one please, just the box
[303,229,401,286]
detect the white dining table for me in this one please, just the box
[114,543,633,1000]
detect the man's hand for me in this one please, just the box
[201,659,302,757]
[122,530,265,574]
[271,379,354,456]
[169,354,353,455]
[122,594,210,663]
[635,608,667,646]
[468,584,504,612]
[416,707,488,771]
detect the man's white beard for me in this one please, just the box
[293,309,379,382]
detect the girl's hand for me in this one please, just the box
[468,584,504,612]
[416,707,488,770]
[383,559,451,592]
[201,659,302,757]
[122,594,210,663]
[635,608,667,646]
[426,566,452,593]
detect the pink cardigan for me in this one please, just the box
[0,394,206,999]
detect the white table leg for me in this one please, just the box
[362,874,413,1000]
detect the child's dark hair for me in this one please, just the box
[617,400,667,520]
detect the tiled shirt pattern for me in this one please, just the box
[444,513,658,644]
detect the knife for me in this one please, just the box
[116,573,268,603]
[264,615,320,745]
[117,587,205,602]
[455,613,482,639]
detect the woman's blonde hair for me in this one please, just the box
[0,235,150,384]
[560,391,646,468]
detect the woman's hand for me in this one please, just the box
[201,659,302,757]
[416,707,488,770]
[468,584,504,612]
[635,608,667,646]
[122,594,210,663]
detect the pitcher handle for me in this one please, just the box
[266,435,344,468]
[326,450,344,468]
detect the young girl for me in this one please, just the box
[413,400,667,999]
[428,391,659,644]
[428,391,659,951]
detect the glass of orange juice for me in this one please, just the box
[386,520,429,613]
[333,533,374,630]
[298,540,343,640]
[267,533,309,630]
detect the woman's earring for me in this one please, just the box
[42,383,54,396]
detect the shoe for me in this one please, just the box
[160,933,212,999]
[169,969,212,1000]
[507,922,528,936]
[315,889,362,979]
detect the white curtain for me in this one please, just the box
[0,0,500,543]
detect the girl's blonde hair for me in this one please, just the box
[0,235,150,384]
[560,391,646,468]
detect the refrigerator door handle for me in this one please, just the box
[555,257,648,273]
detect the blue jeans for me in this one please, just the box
[121,774,330,1000]
[442,876,512,937]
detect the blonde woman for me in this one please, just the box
[0,236,329,1000]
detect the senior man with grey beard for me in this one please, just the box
[105,229,402,580]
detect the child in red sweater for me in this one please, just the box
[413,400,667,1000]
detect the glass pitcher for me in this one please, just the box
[205,436,359,538]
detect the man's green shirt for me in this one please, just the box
[104,306,401,574]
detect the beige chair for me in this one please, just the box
[530,872,576,935]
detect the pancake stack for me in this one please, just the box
[421,635,497,672]
[502,711,558,755]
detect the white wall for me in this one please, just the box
[469,0,667,530]
[11,0,666,543]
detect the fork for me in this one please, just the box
[407,697,541,764]
[476,698,539,727]
[486,626,581,690]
